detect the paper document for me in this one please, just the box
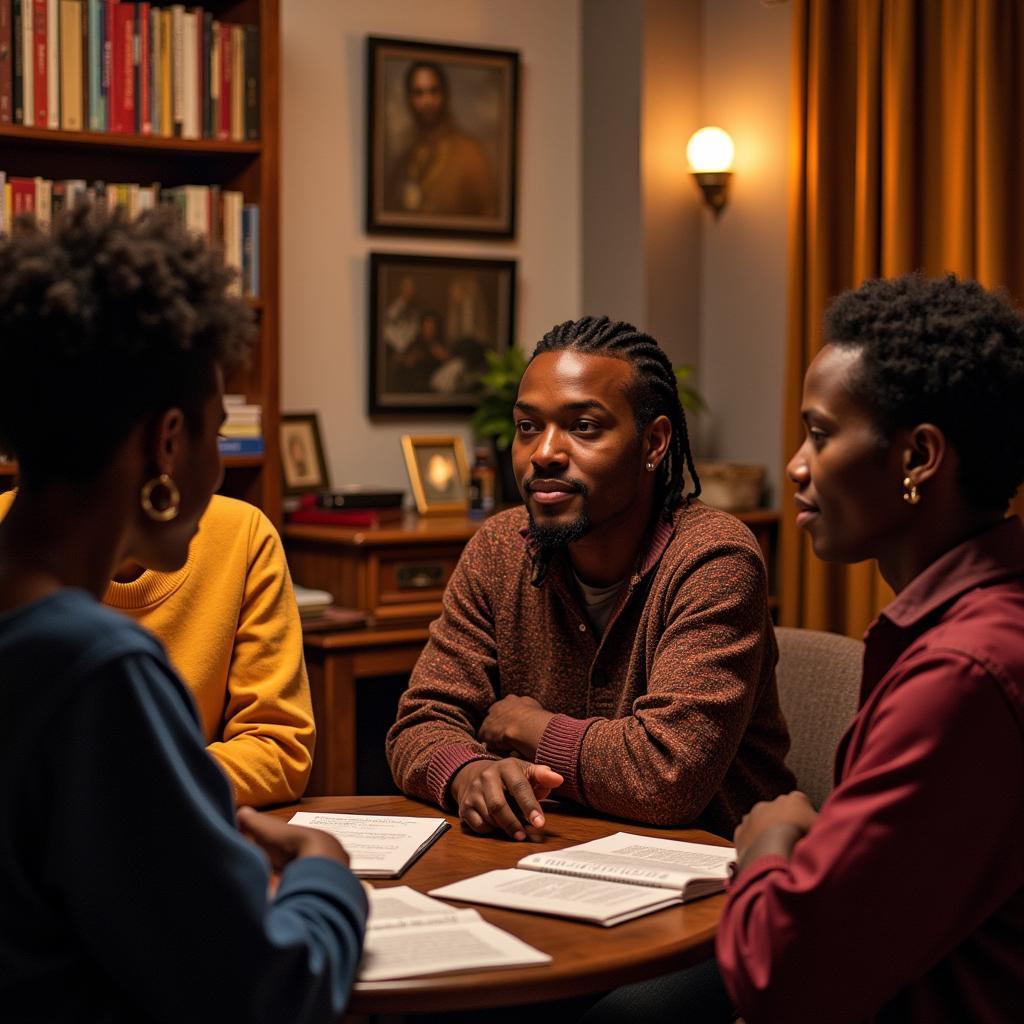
[288,812,449,878]
[358,886,551,980]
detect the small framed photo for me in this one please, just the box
[280,413,330,495]
[369,252,516,415]
[366,36,519,239]
[401,434,470,515]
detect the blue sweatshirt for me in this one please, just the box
[0,589,367,1023]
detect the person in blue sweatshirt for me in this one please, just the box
[0,204,367,1023]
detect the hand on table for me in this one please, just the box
[237,805,350,870]
[451,758,563,841]
[733,791,818,877]
[478,694,555,760]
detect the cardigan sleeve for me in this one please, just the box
[46,652,366,1024]
[206,508,316,806]
[567,536,779,827]
[715,651,1024,1024]
[386,526,501,808]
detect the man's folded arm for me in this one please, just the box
[536,543,772,826]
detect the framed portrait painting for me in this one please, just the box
[401,434,470,515]
[369,252,516,415]
[366,36,519,239]
[280,413,330,495]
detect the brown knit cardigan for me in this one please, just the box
[386,501,794,837]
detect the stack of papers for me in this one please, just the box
[288,811,450,878]
[292,585,334,621]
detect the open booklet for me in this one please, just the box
[359,886,551,981]
[288,812,449,878]
[430,832,735,927]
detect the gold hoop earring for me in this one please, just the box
[141,474,181,522]
[902,476,920,505]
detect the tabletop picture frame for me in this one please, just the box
[401,434,470,515]
[280,412,330,495]
[366,36,519,239]
[369,252,515,415]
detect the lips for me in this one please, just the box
[794,496,820,529]
[526,478,581,507]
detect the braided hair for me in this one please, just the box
[531,315,701,521]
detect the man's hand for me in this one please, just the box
[450,758,564,840]
[733,791,818,876]
[478,694,555,760]
[237,806,350,870]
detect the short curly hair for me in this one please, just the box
[0,204,254,488]
[825,273,1024,510]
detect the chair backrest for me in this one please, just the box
[774,626,864,809]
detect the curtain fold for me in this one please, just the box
[781,0,1024,636]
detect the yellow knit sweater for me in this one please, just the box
[0,491,314,806]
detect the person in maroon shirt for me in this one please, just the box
[715,274,1024,1023]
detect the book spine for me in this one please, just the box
[10,175,35,215]
[137,1,148,133]
[59,0,81,131]
[45,0,54,126]
[86,0,99,128]
[243,22,257,140]
[180,7,194,137]
[78,0,87,128]
[11,0,22,123]
[229,22,241,141]
[31,0,45,126]
[19,0,31,125]
[216,13,228,139]
[158,5,169,135]
[33,175,50,227]
[218,436,265,456]
[192,4,202,138]
[170,2,182,136]
[147,3,156,132]
[242,203,259,297]
[201,7,210,137]
[0,0,12,124]
[101,0,112,131]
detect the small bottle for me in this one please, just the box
[469,447,496,519]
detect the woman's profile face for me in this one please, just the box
[786,344,908,564]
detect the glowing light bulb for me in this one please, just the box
[686,127,735,173]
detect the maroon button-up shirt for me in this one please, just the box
[717,518,1024,1023]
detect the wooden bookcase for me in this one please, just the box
[0,0,281,522]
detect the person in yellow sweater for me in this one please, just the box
[0,489,314,806]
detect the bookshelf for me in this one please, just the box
[0,0,282,522]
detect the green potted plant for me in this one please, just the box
[471,348,706,502]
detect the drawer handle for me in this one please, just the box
[396,563,445,589]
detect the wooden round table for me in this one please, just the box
[269,795,731,1015]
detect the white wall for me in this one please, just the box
[698,0,791,503]
[281,0,582,492]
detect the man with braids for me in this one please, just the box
[387,316,793,840]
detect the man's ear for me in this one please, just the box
[901,423,947,487]
[644,414,673,469]
[149,408,187,476]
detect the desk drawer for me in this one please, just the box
[371,545,461,620]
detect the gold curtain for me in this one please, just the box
[781,0,1024,636]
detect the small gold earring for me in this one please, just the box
[645,461,656,472]
[141,473,181,522]
[902,476,920,505]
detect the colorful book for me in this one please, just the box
[31,0,45,126]
[59,0,82,130]
[45,0,55,126]
[0,0,12,124]
[218,436,264,456]
[136,1,149,133]
[19,0,31,125]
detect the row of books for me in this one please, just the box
[0,172,260,296]
[0,1,259,140]
[218,393,263,456]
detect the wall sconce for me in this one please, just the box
[686,127,734,218]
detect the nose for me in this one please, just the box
[531,425,569,471]
[786,444,809,486]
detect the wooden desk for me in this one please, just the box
[269,795,729,1015]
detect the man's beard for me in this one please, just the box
[526,482,591,554]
